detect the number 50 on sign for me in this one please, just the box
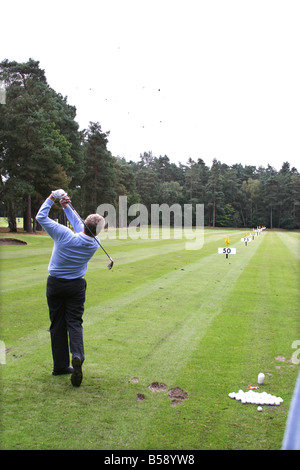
[218,247,236,254]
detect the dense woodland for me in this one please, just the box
[1,59,299,232]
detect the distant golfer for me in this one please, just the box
[36,189,104,386]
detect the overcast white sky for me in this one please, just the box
[2,0,300,170]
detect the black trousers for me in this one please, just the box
[46,275,87,372]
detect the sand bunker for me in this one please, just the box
[0,238,27,245]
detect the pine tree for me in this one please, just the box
[81,122,117,215]
[0,59,78,231]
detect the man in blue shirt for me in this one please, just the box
[36,190,103,386]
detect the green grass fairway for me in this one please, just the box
[0,229,299,450]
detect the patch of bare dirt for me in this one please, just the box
[132,378,188,406]
[136,393,145,401]
[168,387,189,406]
[148,382,167,392]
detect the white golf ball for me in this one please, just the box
[258,373,265,384]
[257,406,263,412]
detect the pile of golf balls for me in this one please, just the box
[228,390,283,406]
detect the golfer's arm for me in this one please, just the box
[64,205,84,233]
[36,198,70,240]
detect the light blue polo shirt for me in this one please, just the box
[36,198,100,279]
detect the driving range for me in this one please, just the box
[0,227,299,450]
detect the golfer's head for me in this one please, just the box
[84,214,105,237]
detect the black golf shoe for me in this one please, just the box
[71,356,83,387]
[52,366,74,376]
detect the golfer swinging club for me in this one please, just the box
[36,189,104,386]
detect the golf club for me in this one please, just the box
[68,202,114,270]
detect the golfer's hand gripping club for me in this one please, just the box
[51,189,68,200]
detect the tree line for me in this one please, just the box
[1,59,299,232]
